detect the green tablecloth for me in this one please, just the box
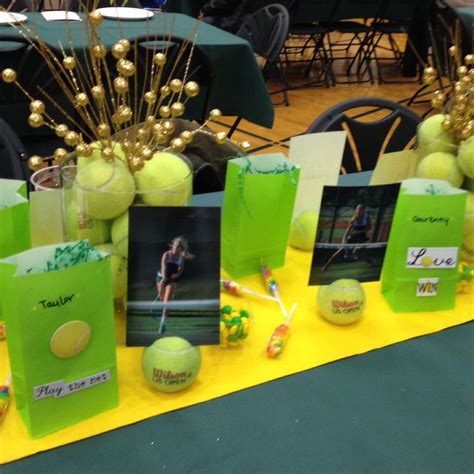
[0,13,274,128]
[164,0,205,17]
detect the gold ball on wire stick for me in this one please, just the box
[63,56,76,70]
[424,66,436,76]
[465,54,474,65]
[171,102,185,117]
[461,75,471,87]
[141,146,153,161]
[159,105,171,118]
[118,39,131,52]
[448,45,457,57]
[457,66,468,78]
[153,123,163,135]
[1,68,16,83]
[214,131,227,144]
[180,130,193,144]
[101,147,115,161]
[162,120,175,134]
[144,91,157,104]
[137,128,148,141]
[169,79,183,93]
[28,155,45,171]
[423,73,436,85]
[154,133,168,145]
[184,81,200,97]
[469,69,474,80]
[442,117,451,130]
[117,59,135,77]
[93,44,107,59]
[154,53,166,66]
[113,77,129,94]
[54,148,68,162]
[64,131,80,146]
[130,156,145,172]
[76,143,93,157]
[75,93,89,107]
[145,115,155,127]
[431,93,445,109]
[28,113,44,128]
[55,124,69,137]
[160,85,171,97]
[170,137,185,153]
[122,139,133,153]
[97,123,111,138]
[240,140,251,152]
[29,100,45,114]
[209,108,222,120]
[112,43,127,60]
[89,11,104,25]
[92,85,105,101]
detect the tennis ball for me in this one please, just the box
[134,152,192,206]
[75,159,136,220]
[421,256,433,267]
[77,141,127,170]
[111,211,129,258]
[141,337,201,393]
[416,152,464,188]
[110,254,127,298]
[417,114,456,156]
[457,136,474,179]
[317,279,365,325]
[66,201,111,246]
[460,233,474,263]
[289,211,318,251]
[464,192,474,235]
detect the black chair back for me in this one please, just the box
[236,3,290,77]
[293,0,337,24]
[378,0,422,23]
[306,97,421,173]
[131,35,215,123]
[0,118,30,180]
[0,35,61,138]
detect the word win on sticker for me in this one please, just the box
[417,278,439,297]
[34,370,110,400]
[406,247,457,269]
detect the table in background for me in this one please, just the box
[0,13,274,128]
[163,0,205,17]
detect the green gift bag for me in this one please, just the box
[222,154,300,278]
[0,179,31,258]
[381,179,467,312]
[0,241,119,438]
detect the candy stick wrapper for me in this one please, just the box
[266,323,290,359]
[266,303,298,359]
[0,374,11,423]
[220,279,279,302]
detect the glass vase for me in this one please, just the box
[60,153,193,342]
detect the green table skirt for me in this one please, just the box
[0,13,274,128]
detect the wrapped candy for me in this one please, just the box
[266,303,298,359]
[0,374,11,423]
[220,279,278,302]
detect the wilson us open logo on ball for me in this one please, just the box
[406,247,458,269]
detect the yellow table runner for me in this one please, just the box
[1,248,472,464]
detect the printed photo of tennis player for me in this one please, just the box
[309,183,400,286]
[126,206,220,346]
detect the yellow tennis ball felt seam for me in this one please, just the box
[289,211,318,251]
[415,152,464,188]
[457,136,474,179]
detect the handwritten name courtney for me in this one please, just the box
[38,294,75,309]
[412,216,449,227]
